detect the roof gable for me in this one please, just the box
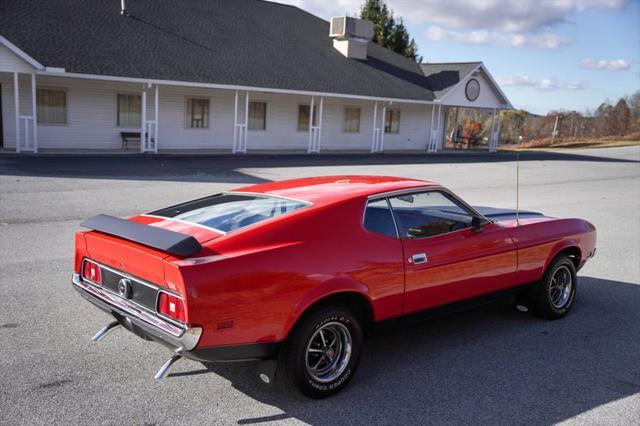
[421,62,511,108]
[420,62,482,99]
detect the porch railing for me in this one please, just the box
[371,128,383,153]
[143,120,157,153]
[19,115,37,152]
[308,126,321,153]
[233,123,247,153]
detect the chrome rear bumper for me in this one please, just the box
[72,273,201,351]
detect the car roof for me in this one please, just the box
[232,176,438,205]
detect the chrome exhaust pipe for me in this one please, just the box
[154,353,182,380]
[91,320,121,343]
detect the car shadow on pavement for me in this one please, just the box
[0,150,638,183]
[198,276,640,424]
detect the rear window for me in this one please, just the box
[364,198,397,238]
[149,193,309,233]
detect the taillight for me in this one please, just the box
[157,291,186,323]
[82,260,102,285]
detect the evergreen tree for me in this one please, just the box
[359,0,420,62]
[360,0,393,46]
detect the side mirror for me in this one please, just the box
[471,216,488,230]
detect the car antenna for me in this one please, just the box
[516,151,520,226]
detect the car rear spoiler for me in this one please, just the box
[80,214,202,257]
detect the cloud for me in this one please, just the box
[277,0,627,49]
[425,26,569,49]
[580,58,631,70]
[566,81,587,90]
[277,0,627,32]
[498,74,586,91]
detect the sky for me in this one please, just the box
[277,0,640,115]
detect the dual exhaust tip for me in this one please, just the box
[91,320,182,380]
[90,320,278,383]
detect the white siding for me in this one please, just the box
[441,70,506,109]
[158,86,234,150]
[378,103,431,151]
[0,44,36,73]
[1,74,436,152]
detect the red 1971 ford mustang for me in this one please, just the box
[72,176,596,398]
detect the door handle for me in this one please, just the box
[409,253,428,264]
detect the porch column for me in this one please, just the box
[432,103,442,152]
[307,96,315,153]
[154,84,159,153]
[317,96,324,153]
[233,90,238,152]
[232,90,248,153]
[489,108,496,152]
[13,72,20,153]
[379,103,386,152]
[31,73,38,153]
[495,111,502,152]
[427,104,435,153]
[307,96,323,153]
[489,108,500,152]
[140,88,147,153]
[371,101,379,153]
[243,91,249,153]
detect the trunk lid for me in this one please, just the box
[83,215,222,286]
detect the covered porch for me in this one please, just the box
[2,70,441,154]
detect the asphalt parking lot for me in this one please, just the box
[1,146,639,425]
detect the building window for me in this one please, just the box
[297,105,318,131]
[248,102,266,130]
[186,98,209,128]
[117,94,141,128]
[385,109,400,134]
[36,88,66,124]
[343,107,361,133]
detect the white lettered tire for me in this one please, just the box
[280,305,363,398]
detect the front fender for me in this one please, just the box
[544,238,581,271]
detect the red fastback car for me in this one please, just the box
[72,176,596,398]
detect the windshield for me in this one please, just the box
[149,193,310,233]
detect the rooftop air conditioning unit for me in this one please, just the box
[329,17,374,59]
[330,17,374,41]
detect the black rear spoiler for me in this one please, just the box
[80,214,202,257]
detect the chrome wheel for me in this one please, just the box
[550,265,573,309]
[305,322,352,383]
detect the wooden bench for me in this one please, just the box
[120,132,154,150]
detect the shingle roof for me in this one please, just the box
[420,62,482,98]
[0,0,437,101]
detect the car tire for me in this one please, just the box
[280,305,363,398]
[533,255,577,319]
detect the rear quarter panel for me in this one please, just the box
[178,197,405,348]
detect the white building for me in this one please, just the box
[0,0,512,154]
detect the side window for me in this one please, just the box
[297,105,317,131]
[388,191,474,239]
[364,199,397,238]
[36,88,67,124]
[248,102,267,130]
[117,94,141,127]
[384,109,400,134]
[186,98,210,128]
